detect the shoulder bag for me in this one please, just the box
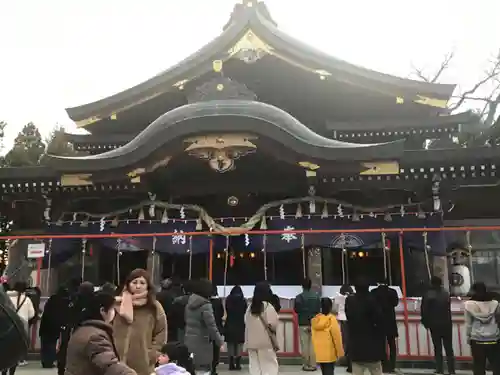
[258,304,280,352]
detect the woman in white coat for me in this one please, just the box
[5,281,35,375]
[245,282,279,375]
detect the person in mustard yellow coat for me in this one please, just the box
[312,298,344,375]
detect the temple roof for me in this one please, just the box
[66,0,456,129]
[51,100,406,172]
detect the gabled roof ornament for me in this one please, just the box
[228,29,272,63]
[223,0,277,30]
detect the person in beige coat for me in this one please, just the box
[245,282,279,375]
[113,269,167,375]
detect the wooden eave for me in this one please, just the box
[326,111,477,132]
[0,147,498,195]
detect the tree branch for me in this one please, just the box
[449,50,500,111]
[411,51,455,83]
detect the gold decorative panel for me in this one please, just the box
[228,29,273,63]
[60,174,93,186]
[360,161,399,175]
[185,134,257,173]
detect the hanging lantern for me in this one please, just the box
[111,217,119,227]
[337,204,344,217]
[384,213,392,222]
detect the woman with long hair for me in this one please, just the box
[224,285,247,370]
[65,292,136,375]
[114,269,167,375]
[245,282,279,375]
[465,282,500,375]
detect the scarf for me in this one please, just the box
[116,290,148,323]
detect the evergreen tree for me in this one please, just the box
[44,126,79,158]
[4,122,46,166]
[0,121,7,167]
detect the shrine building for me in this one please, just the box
[2,0,500,295]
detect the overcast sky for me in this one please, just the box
[0,0,498,150]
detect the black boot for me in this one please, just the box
[229,357,235,371]
[235,356,242,370]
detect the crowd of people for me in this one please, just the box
[294,276,500,375]
[2,272,500,375]
[2,270,283,375]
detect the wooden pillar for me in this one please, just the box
[147,252,162,287]
[307,247,322,295]
[39,268,58,296]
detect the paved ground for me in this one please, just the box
[14,363,476,375]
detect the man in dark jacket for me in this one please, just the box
[157,277,184,342]
[294,278,321,371]
[169,281,193,343]
[346,279,385,375]
[57,281,94,375]
[371,281,399,373]
[39,287,69,368]
[421,276,455,375]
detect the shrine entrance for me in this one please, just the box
[161,252,208,281]
[97,246,148,287]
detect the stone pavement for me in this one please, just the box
[14,363,476,375]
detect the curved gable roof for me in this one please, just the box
[66,0,456,127]
[51,100,405,172]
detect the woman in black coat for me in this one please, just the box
[224,286,247,371]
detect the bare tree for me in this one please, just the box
[412,49,500,127]
[411,50,455,84]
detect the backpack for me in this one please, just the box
[470,302,500,342]
[471,315,499,341]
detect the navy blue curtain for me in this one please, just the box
[42,213,446,269]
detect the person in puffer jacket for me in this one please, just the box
[465,282,500,375]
